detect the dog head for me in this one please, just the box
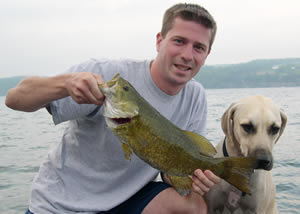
[221,95,287,170]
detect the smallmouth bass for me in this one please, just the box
[99,74,260,195]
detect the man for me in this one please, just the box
[6,3,220,214]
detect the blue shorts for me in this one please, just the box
[26,181,171,214]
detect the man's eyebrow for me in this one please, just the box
[195,42,207,48]
[171,35,186,40]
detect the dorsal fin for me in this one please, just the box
[184,130,217,157]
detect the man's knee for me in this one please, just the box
[142,187,207,214]
[191,198,207,214]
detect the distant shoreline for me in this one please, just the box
[1,58,300,96]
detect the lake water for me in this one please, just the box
[0,87,300,214]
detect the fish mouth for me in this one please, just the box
[102,97,138,129]
[99,73,139,128]
[105,115,135,129]
[110,117,132,124]
[99,74,120,89]
[106,115,133,126]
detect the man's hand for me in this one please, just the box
[65,72,105,105]
[189,169,221,196]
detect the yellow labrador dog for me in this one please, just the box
[205,95,287,214]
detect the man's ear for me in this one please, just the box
[156,32,163,52]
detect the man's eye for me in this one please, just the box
[194,45,206,53]
[175,39,184,44]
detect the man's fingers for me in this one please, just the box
[190,169,221,195]
[203,170,221,184]
[192,178,209,192]
[193,169,215,188]
[82,87,100,104]
[89,74,105,103]
[67,72,105,105]
[191,182,205,196]
[93,73,104,85]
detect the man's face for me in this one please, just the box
[156,17,211,86]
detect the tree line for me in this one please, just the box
[1,58,300,96]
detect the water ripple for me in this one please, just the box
[1,88,300,213]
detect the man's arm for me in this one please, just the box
[5,72,105,112]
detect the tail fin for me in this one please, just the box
[221,156,258,194]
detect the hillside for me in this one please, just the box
[1,58,300,96]
[195,58,300,88]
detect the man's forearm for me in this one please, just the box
[5,74,70,112]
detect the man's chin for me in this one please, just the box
[169,74,190,85]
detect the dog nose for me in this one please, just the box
[257,158,273,170]
[254,149,273,171]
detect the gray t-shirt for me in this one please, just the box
[29,58,207,213]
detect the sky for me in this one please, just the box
[1,0,299,78]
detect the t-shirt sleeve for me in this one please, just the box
[49,97,100,125]
[47,60,103,125]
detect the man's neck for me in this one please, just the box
[150,60,184,96]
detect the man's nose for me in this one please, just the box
[181,44,193,62]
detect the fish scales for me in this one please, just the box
[118,117,223,176]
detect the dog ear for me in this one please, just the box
[275,109,287,143]
[221,103,238,143]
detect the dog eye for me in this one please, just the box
[241,123,255,134]
[269,125,280,135]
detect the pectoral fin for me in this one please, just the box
[122,143,133,160]
[184,130,216,157]
[167,175,193,196]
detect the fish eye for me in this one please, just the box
[241,123,255,134]
[269,124,280,135]
[123,86,129,91]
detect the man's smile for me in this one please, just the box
[174,63,192,71]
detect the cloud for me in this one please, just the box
[0,0,299,77]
